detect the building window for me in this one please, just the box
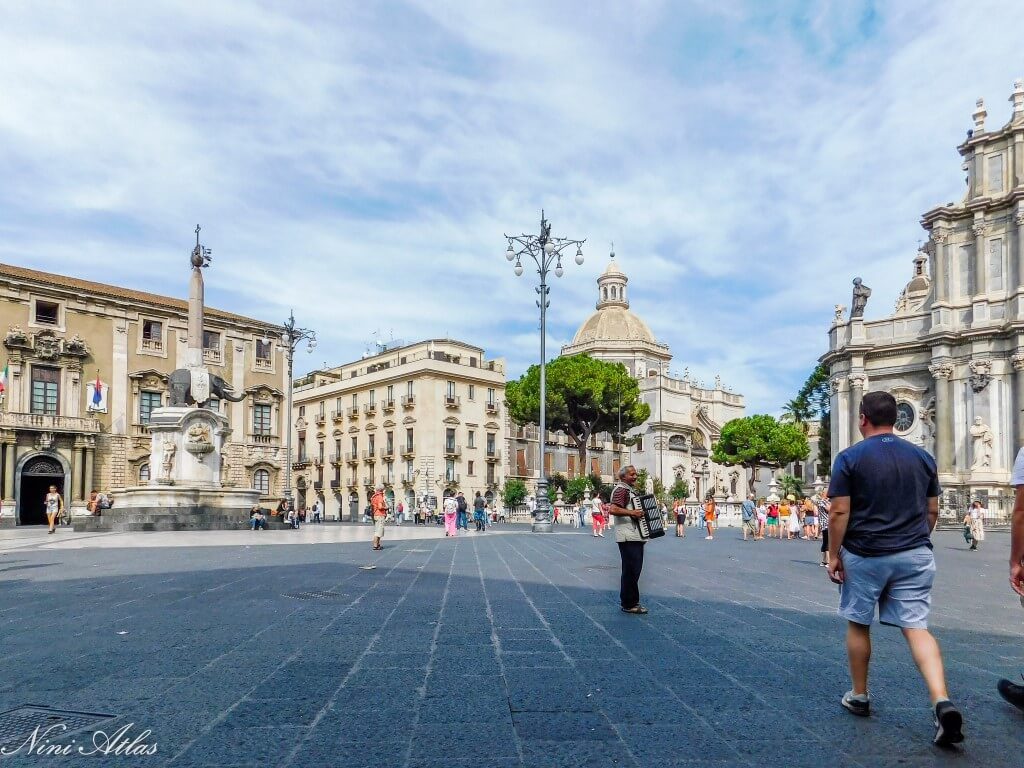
[894,402,915,432]
[254,468,270,494]
[350,436,357,454]
[445,428,456,453]
[385,462,394,484]
[141,319,163,352]
[139,391,162,424]
[255,338,272,361]
[34,300,59,326]
[298,436,307,463]
[202,330,220,352]
[487,388,495,404]
[468,430,475,449]
[406,428,414,452]
[486,432,496,455]
[369,389,376,406]
[446,381,456,399]
[468,384,475,401]
[406,380,414,397]
[253,404,272,435]
[386,431,394,455]
[386,384,394,401]
[634,436,643,452]
[319,441,325,464]
[205,398,220,413]
[139,463,150,483]
[406,461,414,481]
[368,434,376,455]
[30,366,60,415]
[445,459,456,481]
[468,460,475,476]
[299,405,305,418]
[352,393,358,408]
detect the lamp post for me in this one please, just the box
[504,210,585,532]
[268,310,316,504]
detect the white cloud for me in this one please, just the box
[0,0,1021,414]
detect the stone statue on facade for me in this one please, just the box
[644,474,655,496]
[833,304,846,323]
[970,417,993,470]
[161,439,176,483]
[919,398,936,456]
[850,278,871,318]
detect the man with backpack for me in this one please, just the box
[456,492,469,531]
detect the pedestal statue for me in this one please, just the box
[970,417,993,470]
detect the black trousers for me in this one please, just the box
[618,541,645,609]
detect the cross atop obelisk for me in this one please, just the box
[186,225,212,369]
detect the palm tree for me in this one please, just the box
[778,472,804,500]
[782,396,812,433]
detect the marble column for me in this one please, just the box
[1013,352,1024,457]
[973,216,988,298]
[1,442,14,502]
[932,228,950,304]
[929,361,955,475]
[83,447,95,496]
[71,445,84,501]
[848,374,866,445]
[1015,204,1024,298]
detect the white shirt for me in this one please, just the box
[1012,447,1024,486]
[443,497,458,515]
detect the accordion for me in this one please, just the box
[634,493,666,539]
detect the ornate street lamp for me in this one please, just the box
[265,310,316,504]
[504,210,585,532]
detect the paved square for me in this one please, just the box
[0,525,1022,767]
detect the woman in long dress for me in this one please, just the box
[703,497,716,540]
[965,500,986,551]
[44,485,63,534]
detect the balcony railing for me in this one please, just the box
[0,412,102,433]
[444,395,461,409]
[485,401,499,414]
[362,476,375,486]
[329,453,341,465]
[294,457,310,469]
[401,445,415,458]
[314,413,326,425]
[347,407,359,419]
[202,347,223,365]
[345,451,359,465]
[347,476,359,487]
[381,399,395,412]
[444,474,461,485]
[130,423,152,439]
[329,480,342,490]
[141,337,164,353]
[401,394,415,408]
[444,444,462,457]
[251,433,276,445]
[331,409,344,422]
[381,446,395,460]
[363,403,377,416]
[485,449,502,462]
[362,449,377,462]
[254,357,273,371]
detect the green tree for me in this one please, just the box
[564,476,591,504]
[792,363,832,472]
[500,478,528,508]
[546,472,568,502]
[778,472,804,499]
[711,414,810,490]
[506,355,650,475]
[669,477,690,500]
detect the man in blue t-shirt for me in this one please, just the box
[827,391,963,747]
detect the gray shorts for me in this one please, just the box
[838,546,935,629]
[374,517,385,538]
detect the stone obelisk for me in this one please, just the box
[185,226,211,403]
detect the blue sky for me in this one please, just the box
[1,0,1022,413]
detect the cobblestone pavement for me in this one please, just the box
[0,527,1021,767]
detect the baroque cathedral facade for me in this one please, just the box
[823,80,1024,508]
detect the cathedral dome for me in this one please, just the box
[570,251,658,345]
[572,306,657,345]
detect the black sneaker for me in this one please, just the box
[933,700,964,746]
[997,676,1024,713]
[841,690,870,717]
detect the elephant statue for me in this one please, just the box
[167,368,247,407]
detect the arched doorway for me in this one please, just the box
[348,492,359,522]
[18,454,68,526]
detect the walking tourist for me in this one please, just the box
[786,500,802,540]
[741,493,757,541]
[608,465,647,615]
[997,446,1024,712]
[756,499,767,540]
[766,500,780,538]
[827,391,964,747]
[473,492,486,531]
[370,483,387,550]
[818,494,831,567]
[443,494,458,537]
[44,485,63,534]
[456,492,469,531]
[310,499,321,524]
[395,501,404,526]
[674,499,686,538]
[591,493,606,537]
[963,501,985,551]
[803,497,819,540]
[417,499,428,525]
[703,496,716,540]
